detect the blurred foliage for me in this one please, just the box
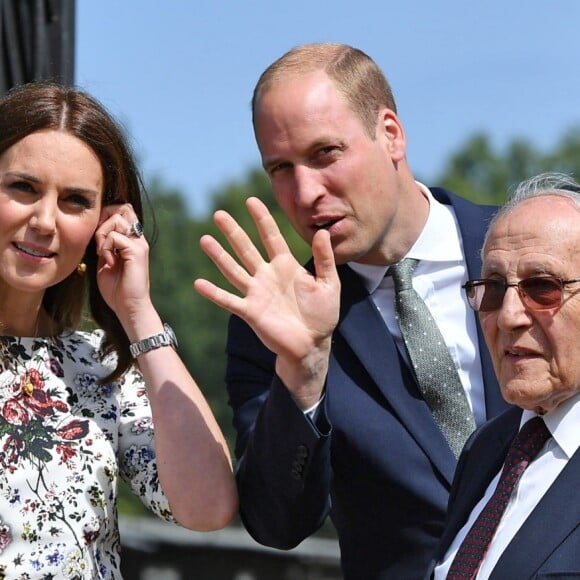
[119,127,580,516]
[145,170,309,443]
[436,126,580,204]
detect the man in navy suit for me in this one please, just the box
[195,43,507,579]
[430,173,580,579]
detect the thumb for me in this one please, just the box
[311,229,339,285]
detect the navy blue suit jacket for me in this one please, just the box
[428,406,580,579]
[226,188,508,579]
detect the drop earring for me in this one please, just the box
[76,262,87,275]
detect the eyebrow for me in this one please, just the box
[262,137,344,171]
[262,156,286,172]
[481,265,553,278]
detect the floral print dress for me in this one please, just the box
[0,330,174,579]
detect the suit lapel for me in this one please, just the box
[438,408,520,556]
[335,264,457,484]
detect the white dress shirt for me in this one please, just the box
[348,183,486,426]
[434,393,580,579]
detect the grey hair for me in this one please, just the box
[483,172,580,251]
[508,172,580,207]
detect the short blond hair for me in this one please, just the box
[252,43,397,138]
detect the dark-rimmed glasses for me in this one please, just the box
[462,276,580,312]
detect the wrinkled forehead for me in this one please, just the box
[483,197,580,269]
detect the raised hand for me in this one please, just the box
[94,203,152,325]
[194,197,340,409]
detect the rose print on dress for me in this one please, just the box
[0,331,172,578]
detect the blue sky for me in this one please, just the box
[76,1,580,217]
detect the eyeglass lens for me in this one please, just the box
[466,277,564,311]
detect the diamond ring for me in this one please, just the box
[128,221,144,237]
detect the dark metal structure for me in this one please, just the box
[0,0,75,95]
[120,516,342,580]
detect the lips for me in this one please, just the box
[313,220,337,230]
[13,242,55,258]
[503,345,542,362]
[310,215,343,231]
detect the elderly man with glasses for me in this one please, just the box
[427,172,580,579]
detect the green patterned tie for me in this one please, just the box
[390,258,476,457]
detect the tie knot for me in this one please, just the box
[389,258,419,292]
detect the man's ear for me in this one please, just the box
[378,108,406,162]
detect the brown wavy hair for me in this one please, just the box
[0,82,148,382]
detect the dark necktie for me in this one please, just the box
[389,258,476,458]
[446,416,552,579]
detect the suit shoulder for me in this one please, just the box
[430,187,497,215]
[465,406,522,453]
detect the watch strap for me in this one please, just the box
[129,323,177,358]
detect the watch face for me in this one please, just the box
[163,324,178,348]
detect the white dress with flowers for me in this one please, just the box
[0,330,173,579]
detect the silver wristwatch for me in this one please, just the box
[129,323,178,358]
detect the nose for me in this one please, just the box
[293,165,325,208]
[29,196,57,235]
[496,285,532,330]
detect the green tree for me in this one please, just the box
[142,170,310,449]
[436,127,580,204]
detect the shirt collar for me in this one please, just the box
[348,182,463,294]
[521,392,580,459]
[411,183,463,262]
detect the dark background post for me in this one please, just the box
[0,0,75,95]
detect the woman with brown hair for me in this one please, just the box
[0,82,237,578]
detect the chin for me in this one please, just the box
[8,279,52,294]
[500,382,540,409]
[504,391,572,414]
